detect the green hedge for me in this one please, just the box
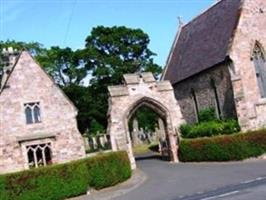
[0,151,131,200]
[180,119,240,138]
[179,130,266,162]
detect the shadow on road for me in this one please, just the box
[135,152,169,161]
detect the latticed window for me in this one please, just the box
[24,102,41,124]
[253,43,266,98]
[26,143,52,168]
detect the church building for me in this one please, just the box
[163,0,266,131]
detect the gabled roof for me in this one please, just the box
[163,0,242,84]
[0,51,78,112]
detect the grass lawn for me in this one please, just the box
[133,143,159,155]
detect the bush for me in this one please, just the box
[179,130,266,162]
[198,107,217,122]
[0,151,131,200]
[180,119,240,138]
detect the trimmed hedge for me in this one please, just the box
[0,151,131,200]
[179,130,266,162]
[180,119,240,138]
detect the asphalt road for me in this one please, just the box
[114,154,266,200]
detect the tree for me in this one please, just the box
[0,40,45,81]
[81,26,162,130]
[0,40,44,55]
[36,47,87,87]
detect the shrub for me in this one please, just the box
[0,151,131,200]
[179,130,266,162]
[198,107,217,122]
[180,119,240,138]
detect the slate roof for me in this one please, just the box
[163,0,242,84]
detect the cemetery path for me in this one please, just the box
[113,154,266,200]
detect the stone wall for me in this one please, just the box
[173,63,237,124]
[0,51,85,174]
[229,0,266,130]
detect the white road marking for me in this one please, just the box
[217,190,239,197]
[241,179,255,184]
[200,190,239,200]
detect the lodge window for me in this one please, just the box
[210,79,221,119]
[26,143,52,168]
[24,102,41,124]
[191,88,199,122]
[252,42,266,98]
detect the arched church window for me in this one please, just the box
[253,42,266,98]
[25,106,33,124]
[210,78,221,119]
[33,105,41,123]
[26,143,52,168]
[24,102,41,124]
[191,88,199,122]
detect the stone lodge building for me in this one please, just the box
[0,49,85,174]
[162,0,266,131]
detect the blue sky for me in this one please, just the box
[0,0,214,66]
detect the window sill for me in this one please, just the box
[17,133,56,143]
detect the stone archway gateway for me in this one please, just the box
[107,73,184,169]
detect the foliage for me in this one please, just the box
[198,107,217,122]
[129,106,160,132]
[0,26,162,134]
[84,26,162,83]
[0,40,44,55]
[63,84,109,134]
[80,26,162,131]
[89,119,105,135]
[0,151,131,200]
[180,119,240,138]
[179,130,266,162]
[0,40,45,72]
[36,47,87,86]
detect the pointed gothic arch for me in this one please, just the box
[107,73,184,169]
[252,41,266,98]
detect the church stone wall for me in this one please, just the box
[173,64,237,124]
[229,0,266,130]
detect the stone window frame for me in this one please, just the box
[251,41,266,98]
[26,143,52,168]
[24,102,42,124]
[21,139,54,170]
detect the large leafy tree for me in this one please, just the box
[84,26,161,84]
[80,26,162,131]
[36,47,87,87]
[0,26,162,135]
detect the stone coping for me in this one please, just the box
[16,133,56,143]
